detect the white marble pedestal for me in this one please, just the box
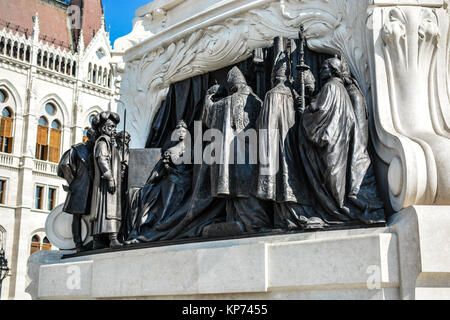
[27,206,450,300]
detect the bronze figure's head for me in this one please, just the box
[226,66,247,93]
[94,111,120,141]
[86,127,97,143]
[116,130,131,146]
[321,57,343,81]
[272,51,290,86]
[173,119,189,141]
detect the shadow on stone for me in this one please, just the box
[202,221,245,238]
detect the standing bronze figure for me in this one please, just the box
[255,51,323,230]
[202,67,272,232]
[116,131,131,169]
[89,111,123,249]
[116,130,131,241]
[57,128,96,252]
[299,57,385,224]
[341,59,385,218]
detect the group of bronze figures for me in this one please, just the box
[57,112,131,251]
[58,36,386,252]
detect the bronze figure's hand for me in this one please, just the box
[206,84,221,96]
[108,179,116,194]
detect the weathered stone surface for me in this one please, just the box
[38,260,93,299]
[389,206,450,300]
[202,222,245,238]
[268,233,399,290]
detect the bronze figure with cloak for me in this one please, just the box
[124,120,193,243]
[57,128,96,252]
[89,111,123,249]
[255,51,324,230]
[299,57,385,225]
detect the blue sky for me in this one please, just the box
[103,0,153,48]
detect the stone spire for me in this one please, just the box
[101,14,106,31]
[78,30,85,54]
[32,12,40,43]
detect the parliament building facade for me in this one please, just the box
[0,0,114,299]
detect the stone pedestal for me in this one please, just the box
[28,206,450,300]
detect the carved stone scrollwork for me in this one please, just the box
[367,4,450,211]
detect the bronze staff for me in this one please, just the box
[122,108,126,162]
[296,24,309,114]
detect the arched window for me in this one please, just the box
[55,56,60,72]
[6,40,11,56]
[26,46,31,62]
[0,37,5,54]
[19,44,24,60]
[49,120,61,163]
[30,234,52,255]
[83,112,97,143]
[49,53,54,70]
[82,127,89,143]
[2,108,10,117]
[30,235,40,255]
[66,59,71,75]
[38,116,48,126]
[0,107,13,153]
[0,89,13,154]
[12,41,18,58]
[108,69,113,88]
[0,89,7,103]
[89,114,96,124]
[103,69,108,86]
[88,63,92,82]
[72,61,76,77]
[51,120,60,130]
[37,50,42,66]
[36,116,49,161]
[42,237,51,251]
[43,51,48,68]
[98,68,102,85]
[36,101,63,162]
[93,65,97,84]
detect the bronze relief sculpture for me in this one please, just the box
[124,120,194,243]
[255,51,324,230]
[57,30,386,254]
[202,67,272,233]
[299,58,385,225]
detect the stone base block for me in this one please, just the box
[28,206,450,300]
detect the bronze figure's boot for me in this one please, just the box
[92,235,106,250]
[109,233,122,249]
